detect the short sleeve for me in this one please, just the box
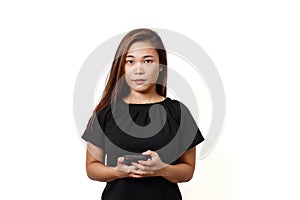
[178,102,205,152]
[81,110,106,149]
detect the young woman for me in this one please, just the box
[82,28,205,200]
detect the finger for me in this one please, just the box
[138,160,152,167]
[142,150,153,156]
[131,169,154,175]
[128,164,141,174]
[117,157,124,164]
[131,174,143,178]
[142,150,158,160]
[128,165,137,171]
[138,172,155,177]
[131,162,149,171]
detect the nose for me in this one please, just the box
[134,63,145,75]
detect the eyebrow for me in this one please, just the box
[126,55,154,58]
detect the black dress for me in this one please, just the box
[82,97,205,200]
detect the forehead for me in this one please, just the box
[127,42,158,56]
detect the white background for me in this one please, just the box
[1,0,299,200]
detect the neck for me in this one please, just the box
[124,91,164,104]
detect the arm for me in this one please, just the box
[158,147,196,183]
[85,142,136,182]
[131,147,196,183]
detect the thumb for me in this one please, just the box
[142,150,153,156]
[117,157,124,163]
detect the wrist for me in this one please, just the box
[111,166,130,179]
[156,164,171,178]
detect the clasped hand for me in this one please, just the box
[115,150,167,178]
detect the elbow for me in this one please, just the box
[183,173,194,182]
[179,169,195,183]
[177,174,193,183]
[86,163,101,181]
[87,173,95,181]
[86,168,96,181]
[169,171,194,183]
[85,164,110,182]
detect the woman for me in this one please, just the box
[82,28,205,200]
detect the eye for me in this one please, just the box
[126,60,134,64]
[144,59,153,64]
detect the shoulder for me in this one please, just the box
[164,97,192,122]
[90,105,111,128]
[95,104,111,119]
[165,97,190,112]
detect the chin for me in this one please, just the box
[131,85,153,93]
[133,88,150,93]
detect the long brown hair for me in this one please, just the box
[94,29,167,115]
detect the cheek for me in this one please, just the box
[124,68,137,87]
[124,64,137,74]
[124,71,131,84]
[147,67,160,80]
[124,65,132,76]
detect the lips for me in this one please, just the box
[133,79,146,85]
[133,79,146,81]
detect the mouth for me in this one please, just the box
[133,79,146,85]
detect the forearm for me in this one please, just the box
[86,162,129,182]
[156,163,194,183]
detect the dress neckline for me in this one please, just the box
[121,97,169,106]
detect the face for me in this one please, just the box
[124,42,160,94]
